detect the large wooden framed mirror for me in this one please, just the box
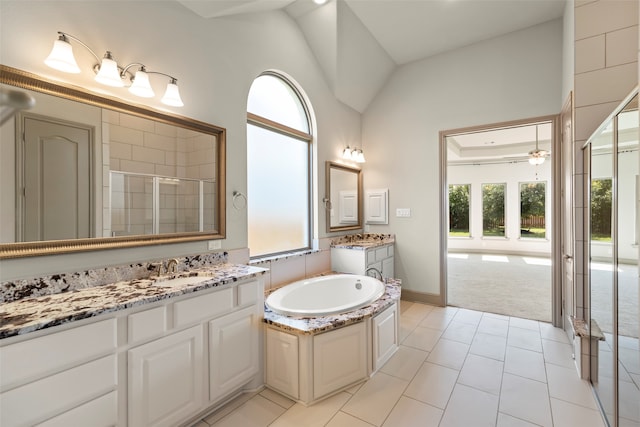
[325,161,362,232]
[0,65,226,259]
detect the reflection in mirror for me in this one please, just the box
[0,66,226,258]
[587,90,639,425]
[325,161,362,232]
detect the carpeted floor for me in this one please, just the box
[447,253,553,322]
[447,253,639,338]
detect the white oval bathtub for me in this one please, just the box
[265,274,385,317]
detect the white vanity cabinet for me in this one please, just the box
[331,243,394,279]
[0,276,264,427]
[0,319,118,427]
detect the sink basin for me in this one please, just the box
[152,275,214,287]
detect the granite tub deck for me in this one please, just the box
[263,278,401,335]
[330,233,395,250]
[0,263,267,339]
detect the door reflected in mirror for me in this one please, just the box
[325,161,362,232]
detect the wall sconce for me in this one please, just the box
[45,31,184,107]
[342,146,366,163]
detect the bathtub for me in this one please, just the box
[265,274,385,317]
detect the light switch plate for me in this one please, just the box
[208,240,222,250]
[396,208,411,217]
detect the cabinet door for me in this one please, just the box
[209,306,260,402]
[372,303,398,370]
[382,257,394,279]
[128,325,204,427]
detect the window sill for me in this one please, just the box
[249,249,321,266]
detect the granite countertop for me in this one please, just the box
[330,233,395,250]
[263,278,401,335]
[0,263,267,339]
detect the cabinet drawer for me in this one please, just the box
[36,391,117,427]
[0,318,117,391]
[238,280,259,306]
[174,287,234,328]
[129,306,167,345]
[0,355,117,427]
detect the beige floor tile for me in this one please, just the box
[400,317,421,342]
[203,391,258,425]
[404,362,459,409]
[550,398,606,427]
[420,311,455,331]
[400,300,414,313]
[401,303,434,321]
[619,379,640,422]
[507,326,542,352]
[441,321,477,344]
[470,332,507,361]
[260,388,295,409]
[452,308,483,325]
[499,373,552,427]
[269,392,351,427]
[457,353,504,395]
[427,338,470,370]
[477,316,510,337]
[403,326,442,352]
[191,422,209,427]
[541,338,575,368]
[504,346,547,383]
[509,317,540,331]
[539,322,570,343]
[381,396,443,427]
[345,382,363,394]
[380,345,429,381]
[439,384,499,427]
[342,372,408,426]
[325,411,375,427]
[546,363,598,409]
[496,412,539,426]
[483,312,510,321]
[210,395,287,427]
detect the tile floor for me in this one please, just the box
[191,302,606,427]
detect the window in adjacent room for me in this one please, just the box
[519,182,547,239]
[482,183,506,237]
[246,73,313,257]
[449,184,471,237]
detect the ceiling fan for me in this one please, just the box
[528,124,548,165]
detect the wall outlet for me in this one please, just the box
[207,240,222,250]
[396,208,411,218]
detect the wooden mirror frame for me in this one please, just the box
[0,65,226,259]
[325,161,362,233]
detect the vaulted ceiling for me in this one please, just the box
[177,0,566,113]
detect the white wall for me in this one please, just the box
[362,19,563,297]
[0,1,359,280]
[448,161,553,256]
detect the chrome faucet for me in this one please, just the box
[166,258,179,274]
[365,267,383,281]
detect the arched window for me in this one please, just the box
[247,73,313,257]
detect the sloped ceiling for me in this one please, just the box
[176,0,566,113]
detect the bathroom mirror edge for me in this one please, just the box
[0,65,227,259]
[325,161,363,233]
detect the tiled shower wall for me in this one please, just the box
[572,0,639,377]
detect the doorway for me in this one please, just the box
[440,116,561,325]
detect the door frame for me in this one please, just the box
[439,114,562,327]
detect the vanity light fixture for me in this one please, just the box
[341,146,366,163]
[45,31,184,107]
[528,124,547,165]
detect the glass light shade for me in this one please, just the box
[95,53,124,87]
[129,69,155,98]
[342,147,352,159]
[356,149,366,163]
[161,81,184,107]
[44,38,81,73]
[528,155,545,165]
